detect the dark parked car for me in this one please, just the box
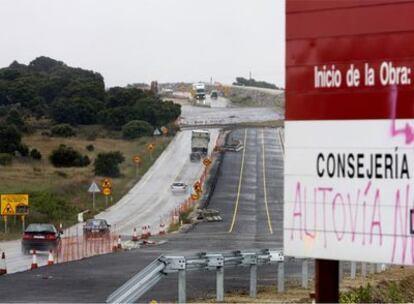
[21,223,62,254]
[83,219,111,239]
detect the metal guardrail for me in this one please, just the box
[106,257,166,303]
[106,249,284,304]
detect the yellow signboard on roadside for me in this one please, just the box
[102,187,112,196]
[1,194,29,216]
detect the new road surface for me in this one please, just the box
[0,127,288,302]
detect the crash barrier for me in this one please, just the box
[55,228,120,264]
[340,260,388,280]
[106,250,390,304]
[107,249,284,303]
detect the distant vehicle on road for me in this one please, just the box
[210,90,218,99]
[21,223,62,254]
[170,182,188,192]
[190,130,210,161]
[191,82,206,100]
[83,219,111,239]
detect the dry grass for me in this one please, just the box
[192,266,414,303]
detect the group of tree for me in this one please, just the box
[0,56,181,131]
[233,77,282,90]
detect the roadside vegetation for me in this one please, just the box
[196,266,414,303]
[0,56,181,240]
[233,76,282,90]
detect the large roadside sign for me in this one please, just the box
[1,194,29,216]
[285,1,414,265]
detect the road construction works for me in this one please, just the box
[0,127,285,302]
[0,129,219,274]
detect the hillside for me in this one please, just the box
[0,57,180,240]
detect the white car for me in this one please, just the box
[170,182,187,192]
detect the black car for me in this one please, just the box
[83,219,111,239]
[21,223,62,254]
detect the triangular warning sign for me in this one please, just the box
[88,182,101,193]
[2,203,13,215]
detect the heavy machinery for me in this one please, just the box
[191,82,206,100]
[190,130,210,161]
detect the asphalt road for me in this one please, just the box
[0,127,290,302]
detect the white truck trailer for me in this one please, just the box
[190,130,210,161]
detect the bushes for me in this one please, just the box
[30,148,42,160]
[86,144,94,151]
[0,153,12,166]
[17,143,29,157]
[49,144,90,167]
[122,120,153,139]
[51,124,76,137]
[0,124,22,153]
[5,109,26,132]
[31,191,78,221]
[94,151,125,177]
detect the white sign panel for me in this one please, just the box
[284,119,414,265]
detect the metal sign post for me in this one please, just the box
[4,216,7,234]
[147,144,155,161]
[21,215,25,232]
[133,155,141,178]
[315,259,339,303]
[88,181,101,210]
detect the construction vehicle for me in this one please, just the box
[190,130,210,161]
[191,82,206,100]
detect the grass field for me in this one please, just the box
[0,130,172,240]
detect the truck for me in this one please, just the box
[190,130,210,161]
[191,82,206,100]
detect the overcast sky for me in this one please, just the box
[0,0,284,88]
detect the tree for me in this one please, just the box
[0,57,181,131]
[30,148,42,160]
[51,124,76,137]
[50,97,101,125]
[94,151,125,177]
[122,120,154,139]
[49,145,90,167]
[0,124,22,153]
[5,109,26,131]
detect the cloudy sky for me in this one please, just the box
[0,0,284,88]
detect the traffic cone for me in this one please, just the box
[159,223,166,235]
[117,235,122,249]
[0,252,7,275]
[30,250,38,270]
[141,226,148,239]
[132,228,138,242]
[147,225,151,237]
[47,250,54,266]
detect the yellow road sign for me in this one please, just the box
[161,126,168,135]
[193,181,202,194]
[203,158,212,166]
[102,187,112,196]
[1,194,29,216]
[147,143,155,152]
[101,178,112,189]
[133,155,141,164]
